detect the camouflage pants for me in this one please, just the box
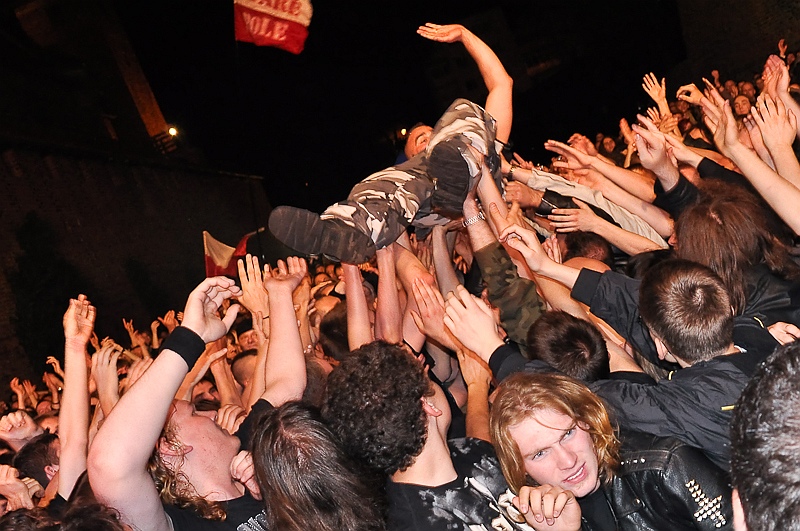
[320,99,501,249]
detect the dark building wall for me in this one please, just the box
[0,146,278,392]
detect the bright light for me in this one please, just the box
[168,127,178,136]
[400,128,407,136]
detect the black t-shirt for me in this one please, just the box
[386,438,511,530]
[165,493,267,531]
[578,487,617,531]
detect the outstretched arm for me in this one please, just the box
[88,277,241,531]
[59,295,95,500]
[705,86,800,235]
[418,23,513,142]
[260,258,308,406]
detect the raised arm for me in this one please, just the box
[374,245,403,344]
[59,295,95,500]
[343,263,374,350]
[705,88,800,235]
[751,93,800,188]
[260,258,308,406]
[548,199,664,256]
[418,22,513,142]
[88,277,241,531]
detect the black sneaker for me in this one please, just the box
[268,206,376,263]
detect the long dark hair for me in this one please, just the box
[675,183,800,314]
[251,402,385,531]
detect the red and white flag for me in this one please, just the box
[203,230,254,278]
[233,0,313,54]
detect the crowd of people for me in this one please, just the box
[2,21,800,531]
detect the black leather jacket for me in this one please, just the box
[581,431,732,531]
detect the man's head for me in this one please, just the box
[191,379,220,412]
[490,372,619,494]
[148,399,240,519]
[525,311,610,382]
[234,317,259,351]
[404,123,433,159]
[740,81,756,102]
[639,259,733,365]
[733,95,752,118]
[317,303,349,362]
[12,432,59,488]
[730,342,800,531]
[321,341,444,475]
[231,349,258,388]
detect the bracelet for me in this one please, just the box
[161,326,206,369]
[508,164,517,178]
[462,211,485,227]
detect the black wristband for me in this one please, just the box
[161,326,206,368]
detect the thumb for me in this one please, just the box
[572,198,589,210]
[222,304,240,331]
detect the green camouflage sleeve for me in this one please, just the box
[473,242,544,350]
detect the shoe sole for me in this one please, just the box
[269,206,376,263]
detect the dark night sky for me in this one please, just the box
[113,1,686,214]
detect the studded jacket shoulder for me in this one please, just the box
[583,430,732,531]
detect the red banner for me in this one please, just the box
[234,0,313,54]
[203,230,252,278]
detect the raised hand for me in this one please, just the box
[216,404,246,435]
[410,277,458,351]
[512,152,535,170]
[632,117,677,176]
[9,377,25,403]
[544,139,595,171]
[642,72,667,104]
[751,93,797,151]
[548,199,600,234]
[21,381,38,408]
[0,411,43,449]
[646,107,662,126]
[676,83,705,105]
[455,349,492,390]
[663,133,703,167]
[250,311,269,348]
[658,113,681,138]
[42,372,62,393]
[541,234,563,264]
[567,133,599,156]
[89,332,101,352]
[779,38,788,58]
[504,181,544,209]
[157,310,180,333]
[0,465,35,511]
[704,100,741,158]
[122,318,136,340]
[262,257,308,297]
[619,118,635,146]
[237,254,270,315]
[417,23,465,44]
[180,277,242,343]
[502,224,554,278]
[443,285,504,363]
[91,342,122,415]
[743,114,775,168]
[46,356,65,379]
[64,295,95,346]
[230,450,261,500]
